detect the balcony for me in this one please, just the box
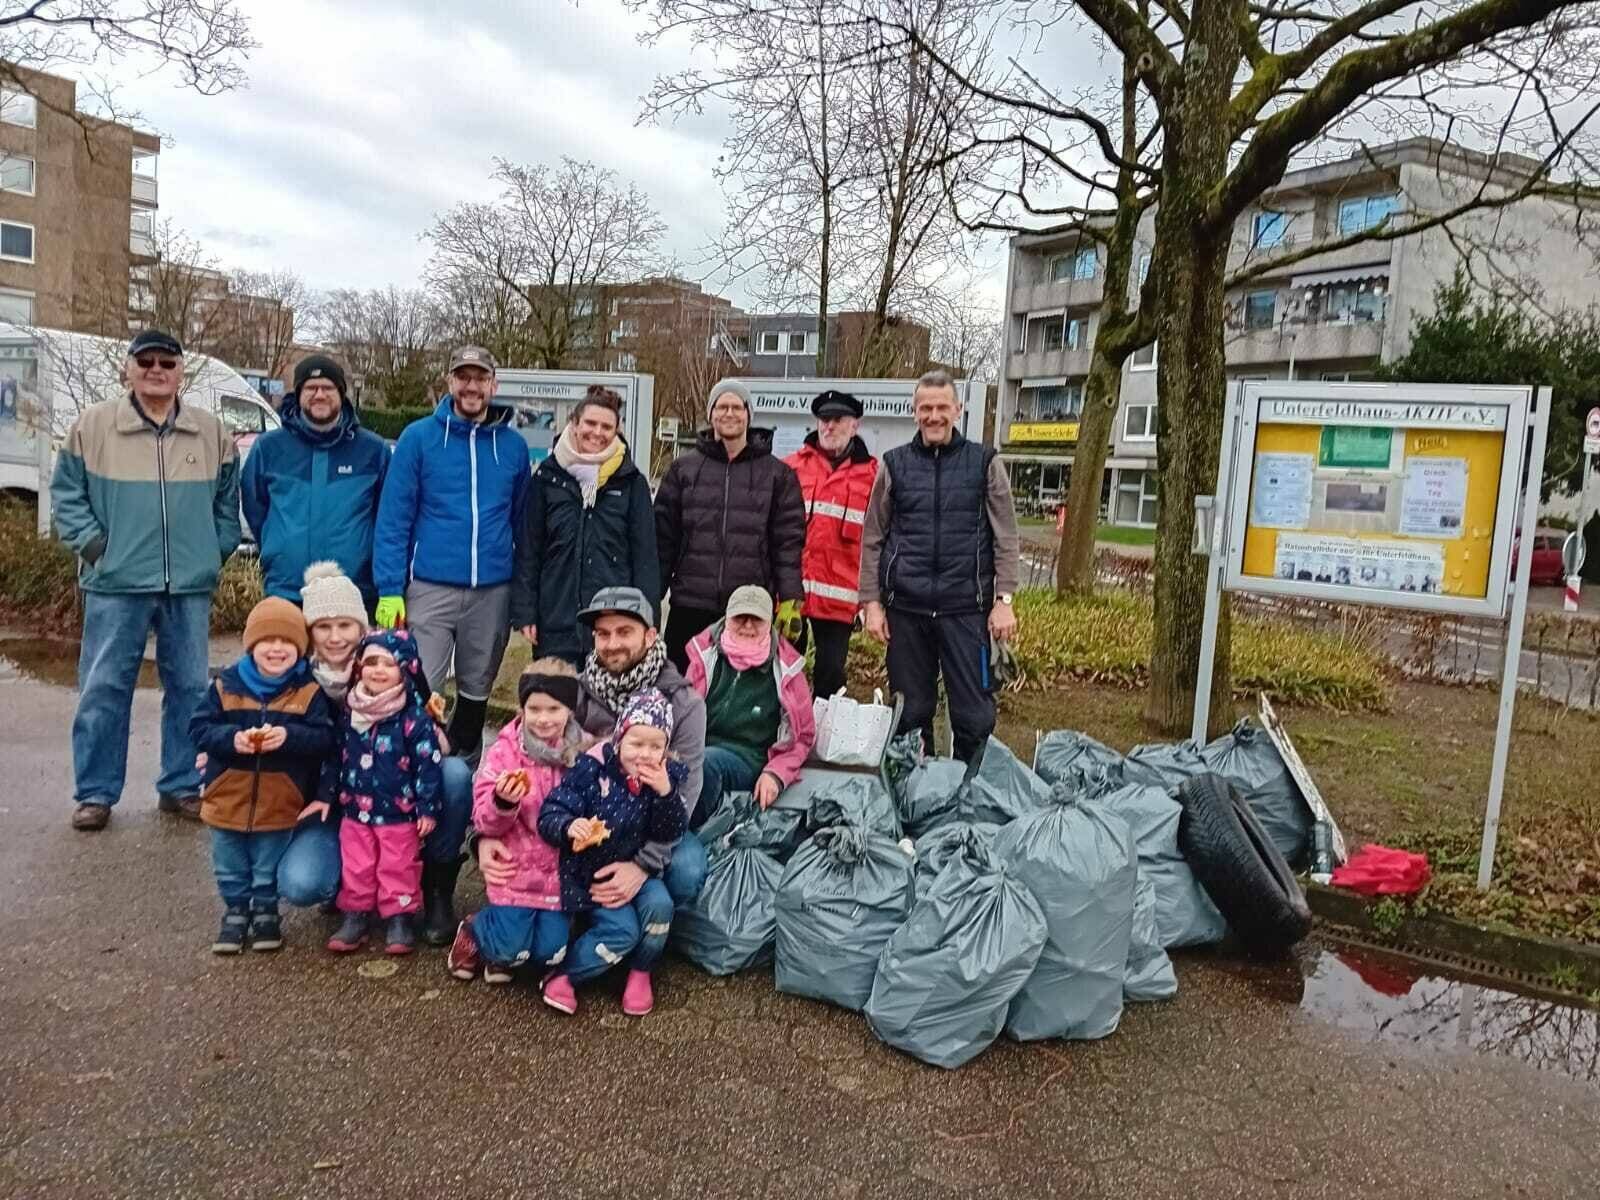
[1225,318,1385,367]
[1011,274,1104,313]
[1228,231,1394,280]
[1008,346,1094,381]
[131,176,157,206]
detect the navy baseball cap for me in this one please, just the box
[128,329,183,358]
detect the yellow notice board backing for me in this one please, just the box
[1223,383,1532,618]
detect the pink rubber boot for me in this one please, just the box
[542,973,578,1015]
[622,970,654,1017]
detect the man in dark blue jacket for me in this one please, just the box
[371,345,531,757]
[241,355,388,609]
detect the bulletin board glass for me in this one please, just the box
[1223,382,1533,619]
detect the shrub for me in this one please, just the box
[0,497,78,620]
[358,405,434,440]
[211,553,263,632]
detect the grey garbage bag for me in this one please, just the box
[912,821,1000,900]
[776,768,903,840]
[1034,730,1127,796]
[959,736,1051,827]
[1124,874,1178,1001]
[1201,718,1312,869]
[775,823,917,1012]
[883,731,924,794]
[674,819,786,975]
[994,787,1137,1041]
[697,792,807,864]
[865,833,1048,1069]
[1093,782,1227,948]
[897,758,968,838]
[1124,739,1209,790]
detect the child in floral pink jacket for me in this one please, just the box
[448,659,591,984]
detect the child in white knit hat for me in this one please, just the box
[301,561,369,702]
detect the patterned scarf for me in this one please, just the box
[581,637,668,720]
[519,715,591,768]
[554,424,625,508]
[347,679,407,733]
[311,656,354,702]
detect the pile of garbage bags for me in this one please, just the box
[677,719,1312,1070]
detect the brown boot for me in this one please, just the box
[71,803,110,831]
[157,793,202,821]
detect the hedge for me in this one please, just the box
[358,405,434,440]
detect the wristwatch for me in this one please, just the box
[997,593,1014,606]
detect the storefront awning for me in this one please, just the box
[1290,265,1390,288]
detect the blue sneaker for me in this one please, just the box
[248,909,283,952]
[212,906,248,955]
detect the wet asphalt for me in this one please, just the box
[4,646,1600,1199]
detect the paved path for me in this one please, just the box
[4,661,1599,1199]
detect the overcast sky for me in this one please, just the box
[108,1,731,297]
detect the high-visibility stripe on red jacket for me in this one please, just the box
[784,433,880,624]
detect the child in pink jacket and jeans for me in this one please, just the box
[448,659,591,984]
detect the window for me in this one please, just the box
[1319,282,1385,323]
[0,89,35,129]
[758,331,782,354]
[0,154,33,195]
[788,331,808,353]
[1252,211,1288,249]
[1321,370,1376,382]
[609,317,639,345]
[1243,291,1276,330]
[1131,341,1157,370]
[130,208,154,237]
[1114,469,1159,526]
[1048,246,1098,282]
[1138,253,1151,284]
[0,221,33,262]
[132,150,158,178]
[1123,403,1157,441]
[573,297,596,318]
[614,352,637,371]
[1338,193,1399,235]
[0,288,32,323]
[220,395,268,436]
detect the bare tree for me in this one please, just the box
[216,269,303,378]
[424,158,666,369]
[927,281,1001,382]
[311,287,445,409]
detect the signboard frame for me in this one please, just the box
[1222,380,1534,620]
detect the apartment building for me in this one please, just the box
[0,66,159,334]
[736,311,932,379]
[998,137,1598,527]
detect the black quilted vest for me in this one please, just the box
[880,431,996,616]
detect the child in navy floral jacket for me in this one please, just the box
[306,629,444,956]
[536,688,686,1017]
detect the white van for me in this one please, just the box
[0,323,279,503]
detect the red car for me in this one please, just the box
[1511,528,1567,586]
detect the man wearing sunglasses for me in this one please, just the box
[51,329,243,832]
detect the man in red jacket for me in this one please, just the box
[783,390,879,699]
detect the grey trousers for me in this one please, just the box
[404,580,512,701]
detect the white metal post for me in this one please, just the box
[1191,383,1241,745]
[1476,386,1552,890]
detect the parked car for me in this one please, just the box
[1511,527,1567,586]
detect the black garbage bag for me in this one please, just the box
[896,757,968,838]
[1124,873,1178,1001]
[776,769,903,841]
[675,818,787,975]
[775,823,917,1012]
[1124,739,1209,790]
[1201,718,1313,869]
[959,736,1051,827]
[883,731,924,794]
[1034,731,1127,797]
[1093,782,1227,948]
[865,833,1048,1069]
[912,821,1001,900]
[995,787,1137,1041]
[697,791,807,864]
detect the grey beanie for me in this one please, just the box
[707,379,753,422]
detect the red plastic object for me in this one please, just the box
[1330,844,1432,896]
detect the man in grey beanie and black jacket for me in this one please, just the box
[654,379,806,669]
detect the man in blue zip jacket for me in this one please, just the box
[371,345,531,759]
[241,355,388,610]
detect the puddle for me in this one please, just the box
[0,636,158,689]
[1297,945,1600,1085]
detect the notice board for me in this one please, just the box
[1223,382,1532,618]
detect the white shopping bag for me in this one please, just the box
[811,688,895,768]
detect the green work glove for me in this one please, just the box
[374,595,406,629]
[776,599,803,642]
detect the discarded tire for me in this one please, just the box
[1175,773,1311,955]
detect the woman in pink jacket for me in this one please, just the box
[447,659,592,984]
[683,585,816,825]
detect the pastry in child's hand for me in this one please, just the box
[499,767,529,792]
[426,693,447,724]
[573,819,611,852]
[247,727,268,751]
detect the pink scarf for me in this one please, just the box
[347,679,407,733]
[719,624,772,672]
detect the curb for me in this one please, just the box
[1306,881,1600,998]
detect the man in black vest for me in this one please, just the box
[858,370,1021,763]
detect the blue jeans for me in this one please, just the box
[662,829,709,909]
[72,591,211,805]
[277,757,472,907]
[472,904,570,969]
[566,879,675,982]
[695,745,762,828]
[211,827,295,912]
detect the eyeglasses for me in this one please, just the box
[134,355,179,370]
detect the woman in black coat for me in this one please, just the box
[511,388,660,665]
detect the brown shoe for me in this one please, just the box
[71,803,110,831]
[157,793,202,821]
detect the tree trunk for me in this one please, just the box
[1143,5,1239,737]
[1055,352,1123,593]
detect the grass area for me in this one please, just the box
[1014,517,1157,547]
